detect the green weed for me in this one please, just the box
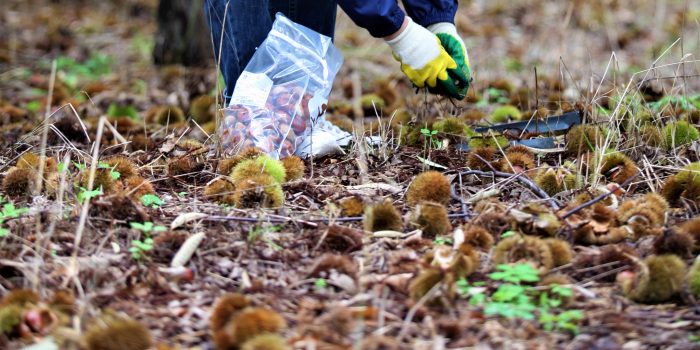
[140,194,164,208]
[106,104,139,120]
[314,278,328,290]
[130,221,167,235]
[77,186,103,203]
[55,52,112,88]
[129,238,154,260]
[248,225,283,251]
[0,196,29,237]
[457,263,584,334]
[433,236,453,246]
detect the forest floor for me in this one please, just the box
[2,0,700,349]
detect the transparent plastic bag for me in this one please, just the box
[220,13,343,158]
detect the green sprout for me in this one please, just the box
[456,278,470,295]
[421,128,438,137]
[106,104,139,120]
[129,238,154,260]
[455,264,583,334]
[25,101,41,113]
[648,95,700,112]
[129,221,167,235]
[54,52,112,88]
[420,128,443,149]
[140,194,164,208]
[433,236,453,246]
[2,202,29,219]
[500,230,517,238]
[248,225,283,251]
[486,87,511,104]
[72,162,86,171]
[77,186,103,203]
[314,278,328,290]
[0,197,29,238]
[550,284,574,299]
[489,264,540,284]
[456,278,487,306]
[484,299,537,320]
[539,309,584,334]
[98,162,121,180]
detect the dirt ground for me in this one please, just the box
[2,0,700,349]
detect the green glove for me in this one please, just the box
[428,23,472,100]
[385,17,460,91]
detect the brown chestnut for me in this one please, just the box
[291,116,307,133]
[277,123,291,135]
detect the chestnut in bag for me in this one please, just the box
[220,13,343,158]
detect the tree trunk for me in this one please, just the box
[152,0,211,67]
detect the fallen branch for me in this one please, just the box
[204,212,471,225]
[457,169,561,209]
[577,265,630,287]
[561,173,639,219]
[450,180,469,218]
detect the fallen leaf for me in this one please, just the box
[170,212,208,230]
[171,232,205,267]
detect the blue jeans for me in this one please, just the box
[204,0,338,105]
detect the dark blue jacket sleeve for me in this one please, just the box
[402,0,458,27]
[337,0,457,38]
[336,0,406,38]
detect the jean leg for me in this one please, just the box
[268,0,338,38]
[204,0,273,104]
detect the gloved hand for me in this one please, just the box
[386,17,469,100]
[427,22,472,100]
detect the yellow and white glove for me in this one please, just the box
[428,22,472,99]
[386,18,471,100]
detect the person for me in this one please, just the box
[203,0,472,105]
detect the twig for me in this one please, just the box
[312,225,331,251]
[371,230,417,239]
[350,71,369,184]
[205,213,471,225]
[571,284,597,299]
[562,173,639,219]
[457,172,468,216]
[211,0,231,158]
[39,151,71,261]
[71,117,106,271]
[534,66,540,109]
[450,181,469,218]
[31,59,56,289]
[35,60,56,195]
[578,265,630,287]
[575,260,622,273]
[458,170,561,209]
[397,281,443,341]
[466,188,501,204]
[103,118,129,145]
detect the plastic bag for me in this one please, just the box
[220,13,344,158]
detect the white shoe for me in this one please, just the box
[295,114,352,158]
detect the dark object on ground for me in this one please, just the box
[153,0,211,66]
[473,110,582,135]
[459,111,582,151]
